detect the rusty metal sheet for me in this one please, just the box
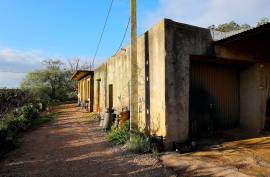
[189,62,240,139]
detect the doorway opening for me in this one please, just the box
[189,61,240,140]
[109,84,113,110]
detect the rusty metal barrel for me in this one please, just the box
[118,111,130,127]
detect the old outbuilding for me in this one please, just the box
[72,19,270,149]
[71,70,94,112]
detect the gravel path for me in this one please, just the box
[0,103,176,177]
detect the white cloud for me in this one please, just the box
[0,48,43,72]
[0,47,44,88]
[0,47,103,88]
[0,72,26,88]
[144,0,270,29]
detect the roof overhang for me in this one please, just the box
[190,55,257,65]
[71,70,93,81]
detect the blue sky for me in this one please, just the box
[1,0,270,88]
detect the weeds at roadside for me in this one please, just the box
[0,106,55,160]
[89,112,100,121]
[107,121,159,154]
[126,132,152,153]
[29,115,53,129]
[107,121,130,145]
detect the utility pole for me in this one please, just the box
[130,0,138,133]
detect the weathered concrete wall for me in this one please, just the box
[215,45,257,61]
[263,63,270,129]
[215,33,270,61]
[86,19,270,147]
[78,76,90,104]
[106,49,131,112]
[216,33,270,133]
[137,34,146,132]
[147,21,166,136]
[93,20,167,137]
[93,38,144,117]
[240,63,270,132]
[93,64,107,112]
[89,75,94,112]
[164,19,213,146]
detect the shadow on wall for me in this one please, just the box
[189,82,237,140]
[137,31,151,135]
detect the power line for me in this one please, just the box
[91,0,114,68]
[115,17,130,55]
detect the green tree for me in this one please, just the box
[42,60,64,99]
[209,21,251,32]
[209,17,269,32]
[20,70,50,101]
[217,21,241,32]
[21,58,90,103]
[257,17,269,26]
[21,59,72,102]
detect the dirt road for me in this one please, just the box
[0,104,176,177]
[161,133,270,176]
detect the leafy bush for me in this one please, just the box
[107,121,157,154]
[6,115,29,133]
[107,121,130,145]
[0,129,7,142]
[0,88,55,158]
[2,105,38,134]
[0,125,20,159]
[0,89,33,130]
[30,115,51,128]
[40,100,51,111]
[0,89,33,113]
[21,105,39,120]
[126,132,151,153]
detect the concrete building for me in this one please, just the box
[73,19,270,148]
[71,70,94,111]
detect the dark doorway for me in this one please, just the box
[265,98,270,131]
[109,84,113,110]
[89,77,94,112]
[189,62,240,140]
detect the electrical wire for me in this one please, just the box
[115,17,130,55]
[91,0,114,68]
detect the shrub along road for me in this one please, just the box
[0,103,176,177]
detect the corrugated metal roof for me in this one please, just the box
[212,22,270,42]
